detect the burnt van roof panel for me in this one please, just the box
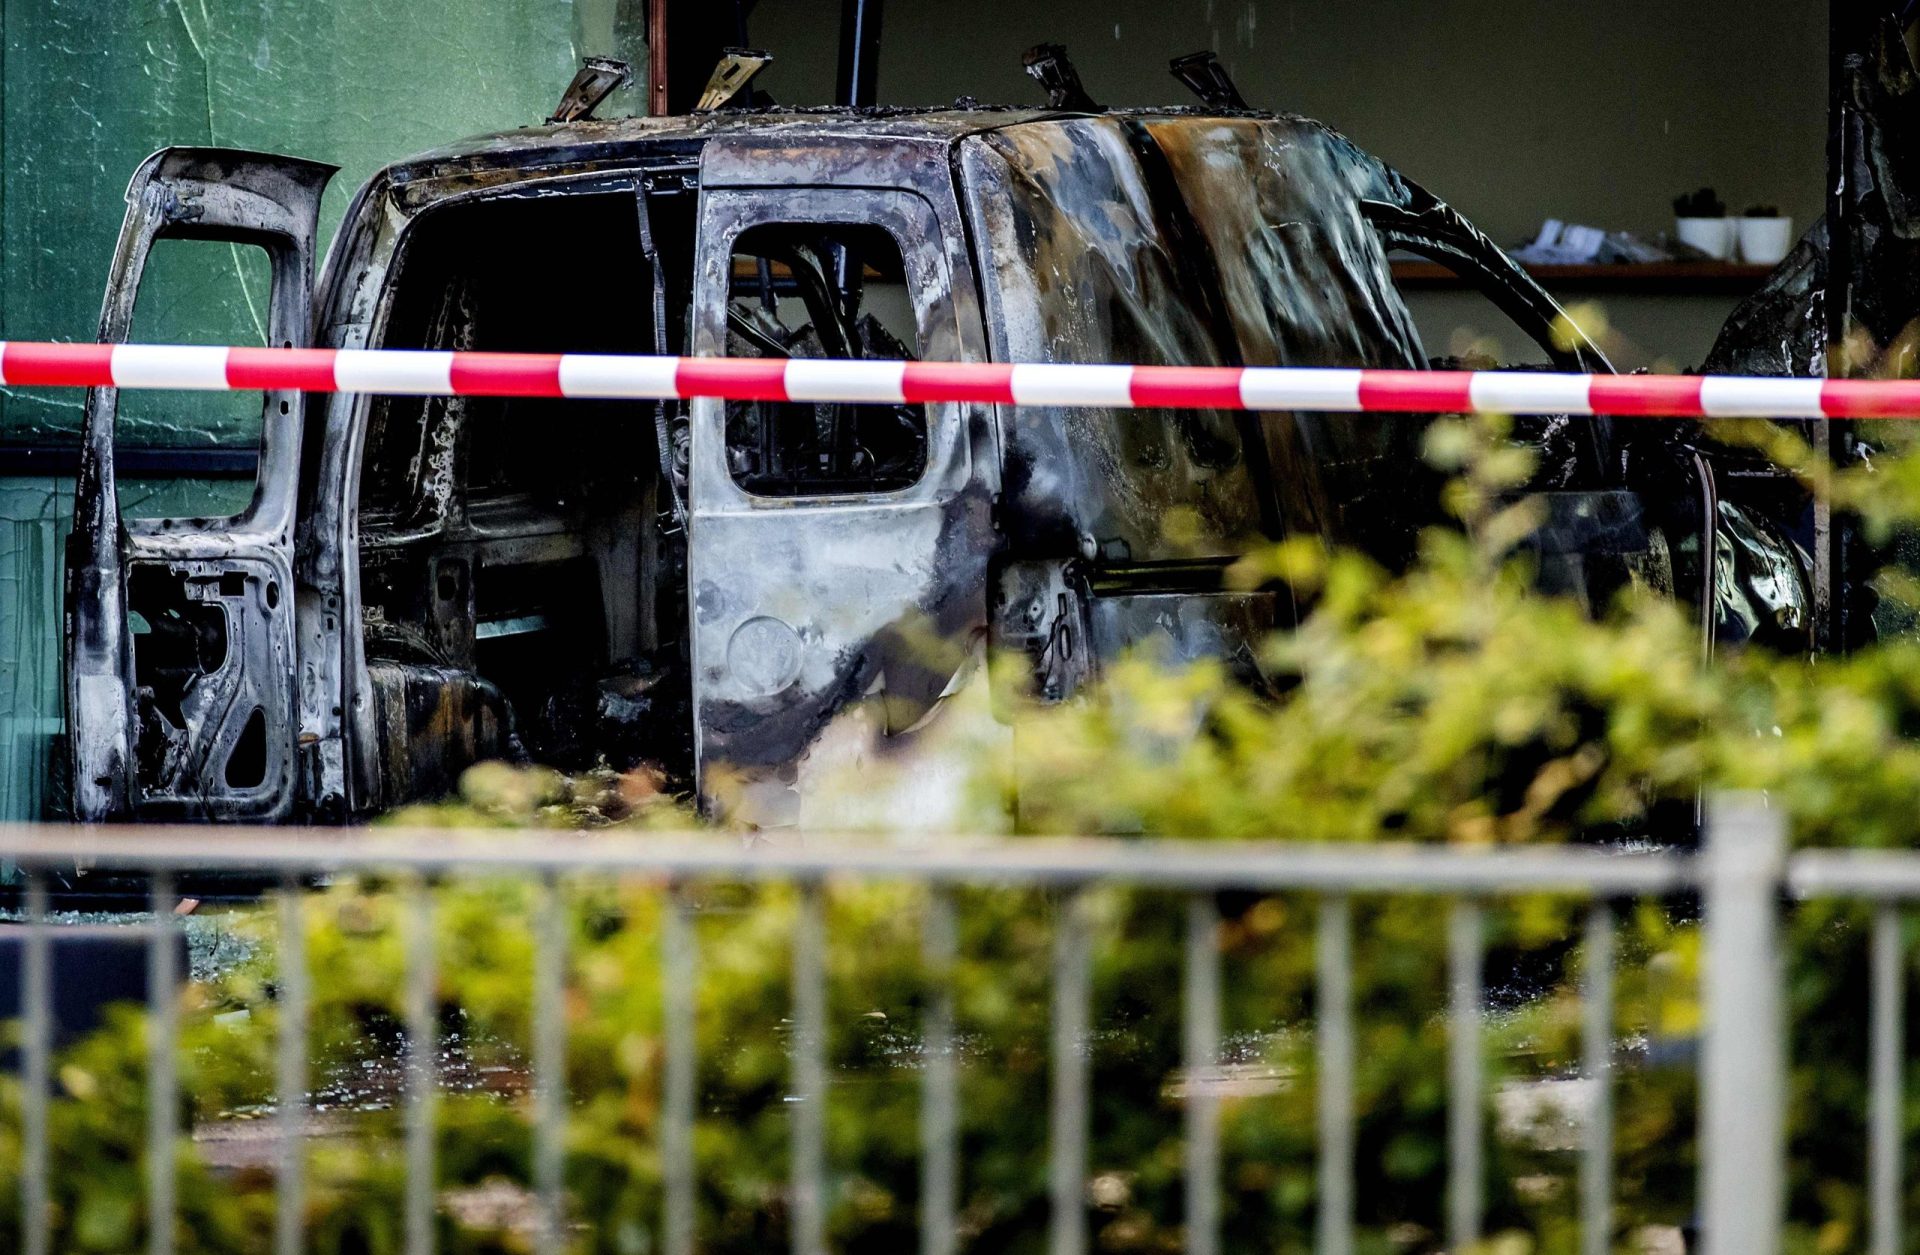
[375,106,1333,190]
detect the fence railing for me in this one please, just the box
[0,796,1906,1255]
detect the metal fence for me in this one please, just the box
[0,795,1908,1255]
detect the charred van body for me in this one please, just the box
[61,101,1826,828]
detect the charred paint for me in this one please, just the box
[59,102,1811,828]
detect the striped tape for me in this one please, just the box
[2,341,1918,419]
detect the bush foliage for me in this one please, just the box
[7,417,1920,1252]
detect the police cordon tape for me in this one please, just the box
[3,339,1919,418]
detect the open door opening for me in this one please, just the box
[354,188,697,805]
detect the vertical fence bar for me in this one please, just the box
[1580,903,1615,1255]
[1184,893,1221,1255]
[1447,900,1484,1254]
[1316,895,1354,1255]
[791,881,827,1255]
[1050,887,1091,1255]
[1699,793,1787,1255]
[532,875,567,1254]
[662,884,696,1255]
[276,874,309,1255]
[1871,903,1903,1255]
[921,886,958,1255]
[20,870,49,1255]
[404,878,438,1255]
[148,871,177,1255]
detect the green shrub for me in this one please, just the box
[10,415,1920,1252]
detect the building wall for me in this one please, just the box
[0,0,1829,817]
[0,0,622,437]
[751,0,1828,371]
[757,0,1828,247]
[0,0,633,816]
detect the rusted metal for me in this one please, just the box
[693,48,771,112]
[647,0,670,117]
[548,57,632,124]
[1023,44,1099,111]
[1167,51,1247,111]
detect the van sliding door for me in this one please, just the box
[686,137,997,828]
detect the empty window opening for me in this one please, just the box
[724,222,927,496]
[117,238,272,520]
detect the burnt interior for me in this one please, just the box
[129,565,230,730]
[124,559,282,804]
[722,222,927,495]
[351,183,946,804]
[127,563,234,789]
[357,189,697,794]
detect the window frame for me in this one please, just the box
[690,186,961,511]
[1362,195,1611,374]
[720,220,929,498]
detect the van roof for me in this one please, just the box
[382,105,1296,186]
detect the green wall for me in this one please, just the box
[0,0,626,438]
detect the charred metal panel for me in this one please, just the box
[958,114,1425,702]
[66,148,333,822]
[689,137,997,828]
[1703,222,1828,380]
[958,115,1431,565]
[364,661,512,803]
[960,118,1264,565]
[1140,116,1437,549]
[124,559,292,805]
[308,177,410,817]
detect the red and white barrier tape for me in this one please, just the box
[2,341,1919,419]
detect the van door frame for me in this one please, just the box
[685,135,999,826]
[66,147,334,822]
[315,165,692,814]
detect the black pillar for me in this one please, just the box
[836,0,884,108]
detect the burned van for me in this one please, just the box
[65,100,1704,829]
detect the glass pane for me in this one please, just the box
[724,223,926,497]
[115,238,272,519]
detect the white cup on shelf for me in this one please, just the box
[1736,216,1794,266]
[1674,216,1734,261]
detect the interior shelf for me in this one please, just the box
[1389,260,1777,295]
